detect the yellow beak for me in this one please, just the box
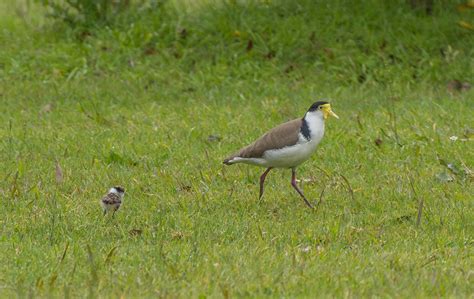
[329,109,339,119]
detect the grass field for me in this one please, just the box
[0,0,473,297]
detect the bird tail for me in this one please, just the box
[223,154,240,165]
[223,157,235,165]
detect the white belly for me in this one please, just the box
[263,138,320,168]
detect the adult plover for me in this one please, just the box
[223,101,338,208]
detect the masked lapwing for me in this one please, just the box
[223,101,339,208]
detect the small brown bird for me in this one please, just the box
[223,101,338,208]
[101,186,125,217]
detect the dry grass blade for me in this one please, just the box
[338,173,355,201]
[86,245,98,280]
[409,176,417,197]
[317,184,327,206]
[129,229,143,236]
[59,241,69,264]
[409,176,424,228]
[104,246,118,264]
[40,103,54,114]
[49,272,58,287]
[55,161,63,183]
[10,171,19,199]
[389,109,402,147]
[315,166,332,179]
[416,199,424,227]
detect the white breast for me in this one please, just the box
[263,112,325,168]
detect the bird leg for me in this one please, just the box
[259,167,272,199]
[291,168,313,209]
[103,209,107,216]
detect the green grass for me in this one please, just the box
[0,0,473,297]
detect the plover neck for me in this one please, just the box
[301,111,325,141]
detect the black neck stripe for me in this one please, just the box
[300,118,311,140]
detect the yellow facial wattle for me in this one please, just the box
[321,104,339,120]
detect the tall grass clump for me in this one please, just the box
[37,0,165,29]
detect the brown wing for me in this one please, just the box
[102,193,121,205]
[224,118,302,162]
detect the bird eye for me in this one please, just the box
[319,106,323,110]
